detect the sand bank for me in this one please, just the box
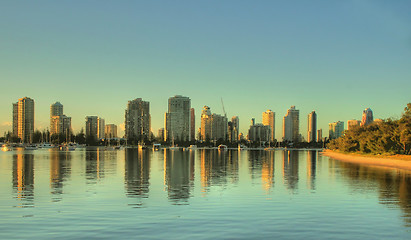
[321,150,411,171]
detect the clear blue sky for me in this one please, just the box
[1,0,410,140]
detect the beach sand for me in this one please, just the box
[321,150,411,171]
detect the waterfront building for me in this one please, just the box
[13,97,35,143]
[282,106,300,142]
[165,95,191,142]
[105,124,118,139]
[12,103,18,137]
[248,123,270,143]
[158,128,165,141]
[329,121,344,139]
[347,120,361,130]
[50,102,71,136]
[228,116,239,142]
[190,108,195,141]
[307,111,317,143]
[361,108,373,126]
[262,110,275,143]
[86,116,99,140]
[317,129,323,142]
[125,98,151,142]
[200,106,227,141]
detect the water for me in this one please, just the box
[1,148,410,239]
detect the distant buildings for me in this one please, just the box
[262,110,275,143]
[12,97,35,143]
[329,121,344,139]
[307,111,317,143]
[105,124,117,139]
[248,120,270,143]
[50,102,72,137]
[317,129,323,142]
[158,128,165,141]
[361,108,373,126]
[190,108,195,141]
[86,116,105,140]
[125,98,151,142]
[228,116,239,142]
[200,106,227,141]
[347,120,361,130]
[165,95,191,142]
[283,106,300,142]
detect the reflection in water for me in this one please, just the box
[12,153,34,208]
[50,150,72,201]
[85,149,105,183]
[283,150,299,192]
[164,150,194,203]
[200,150,239,192]
[306,151,317,190]
[333,160,411,227]
[124,149,150,205]
[248,151,275,192]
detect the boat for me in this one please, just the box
[25,144,38,150]
[60,143,76,151]
[153,143,161,151]
[39,143,54,149]
[168,135,180,150]
[1,144,13,151]
[188,145,197,150]
[218,144,228,151]
[238,144,247,150]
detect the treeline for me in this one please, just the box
[327,103,411,155]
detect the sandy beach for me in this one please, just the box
[321,149,411,171]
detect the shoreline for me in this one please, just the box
[321,149,411,171]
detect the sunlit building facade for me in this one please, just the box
[165,95,191,142]
[347,119,361,130]
[14,97,35,143]
[248,123,270,143]
[50,102,71,136]
[105,124,118,139]
[307,111,317,142]
[262,110,275,143]
[86,116,104,140]
[317,129,323,142]
[282,106,299,142]
[228,116,239,142]
[361,108,373,126]
[200,106,227,141]
[329,121,344,139]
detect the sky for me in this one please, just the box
[1,0,410,140]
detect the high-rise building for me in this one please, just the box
[329,121,344,139]
[97,118,105,139]
[12,103,18,137]
[347,120,361,130]
[361,108,373,126]
[85,116,99,140]
[307,111,317,142]
[282,106,299,142]
[125,98,151,142]
[50,102,71,136]
[190,108,195,141]
[248,123,270,143]
[317,129,323,142]
[158,128,165,141]
[228,116,239,142]
[105,124,118,139]
[262,110,275,143]
[200,106,227,141]
[165,95,191,142]
[15,97,35,143]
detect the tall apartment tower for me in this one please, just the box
[50,102,71,136]
[190,108,195,141]
[361,108,373,126]
[50,102,63,119]
[228,116,239,142]
[125,98,151,142]
[282,106,299,142]
[307,111,317,142]
[317,129,323,142]
[165,95,191,142]
[200,106,212,141]
[200,106,227,141]
[85,116,104,140]
[347,120,361,130]
[329,121,344,139]
[12,103,18,137]
[105,124,118,139]
[14,97,35,143]
[262,110,275,143]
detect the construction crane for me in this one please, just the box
[221,97,227,117]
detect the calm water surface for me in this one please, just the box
[1,148,411,239]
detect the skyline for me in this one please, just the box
[1,1,410,139]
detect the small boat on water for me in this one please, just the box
[1,144,13,151]
[60,143,76,151]
[188,145,197,150]
[25,144,38,150]
[153,143,161,151]
[218,144,228,151]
